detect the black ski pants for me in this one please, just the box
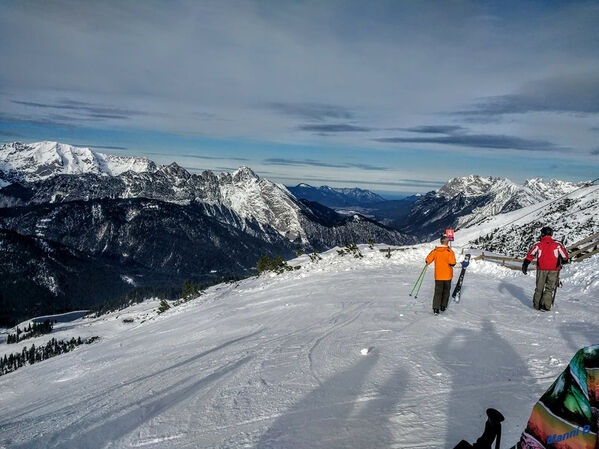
[433,280,451,310]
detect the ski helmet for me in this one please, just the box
[540,226,553,237]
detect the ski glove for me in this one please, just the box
[522,259,531,275]
[461,261,469,268]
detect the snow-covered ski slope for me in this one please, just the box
[1,245,597,449]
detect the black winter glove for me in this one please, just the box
[522,259,531,275]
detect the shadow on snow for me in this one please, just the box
[256,350,409,449]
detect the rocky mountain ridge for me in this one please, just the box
[399,175,583,239]
[287,183,386,207]
[0,141,156,185]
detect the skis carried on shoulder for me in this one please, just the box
[452,254,471,303]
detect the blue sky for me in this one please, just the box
[1,0,598,196]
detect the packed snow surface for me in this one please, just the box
[1,245,597,449]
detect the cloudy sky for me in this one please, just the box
[1,0,598,196]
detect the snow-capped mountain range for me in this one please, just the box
[0,141,156,185]
[399,175,584,239]
[287,183,386,207]
[1,143,583,244]
[0,142,308,242]
[0,142,411,245]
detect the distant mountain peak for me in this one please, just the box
[232,166,259,182]
[161,162,191,179]
[288,183,385,207]
[437,175,514,199]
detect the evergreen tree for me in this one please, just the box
[344,243,363,258]
[309,249,322,262]
[182,280,200,299]
[28,344,35,365]
[158,299,171,314]
[256,254,293,274]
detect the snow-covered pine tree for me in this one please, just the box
[158,299,171,314]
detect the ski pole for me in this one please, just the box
[409,264,428,297]
[414,265,428,298]
[552,269,561,306]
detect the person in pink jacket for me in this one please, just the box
[522,226,568,311]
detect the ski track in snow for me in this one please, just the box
[0,245,597,449]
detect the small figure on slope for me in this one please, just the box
[521,226,568,311]
[425,235,456,315]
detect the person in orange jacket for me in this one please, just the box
[426,235,456,315]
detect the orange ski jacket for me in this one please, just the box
[425,245,456,280]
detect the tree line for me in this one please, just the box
[0,336,99,377]
[6,319,53,344]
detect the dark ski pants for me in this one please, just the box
[433,280,451,310]
[534,269,559,310]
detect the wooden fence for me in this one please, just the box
[566,231,599,262]
[474,231,599,270]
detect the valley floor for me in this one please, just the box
[0,245,597,449]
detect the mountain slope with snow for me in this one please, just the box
[1,244,597,448]
[456,183,599,256]
[0,141,156,183]
[400,175,583,240]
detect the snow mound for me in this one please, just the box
[561,256,599,293]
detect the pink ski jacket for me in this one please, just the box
[525,236,568,271]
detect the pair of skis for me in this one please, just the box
[451,253,471,303]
